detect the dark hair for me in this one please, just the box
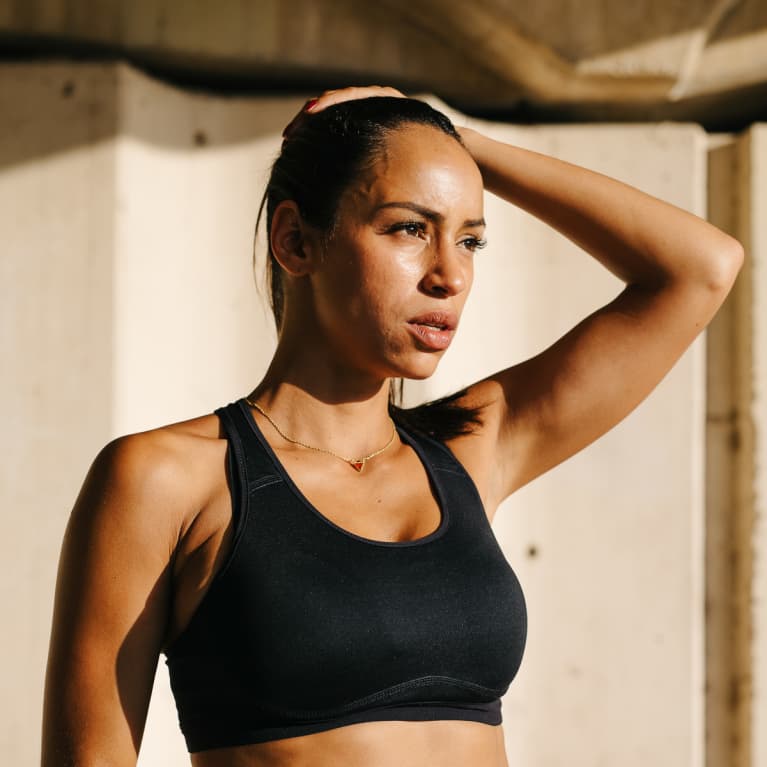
[254,96,483,441]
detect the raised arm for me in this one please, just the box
[454,127,744,509]
[42,435,185,766]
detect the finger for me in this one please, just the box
[307,85,406,113]
[282,86,408,139]
[282,98,320,138]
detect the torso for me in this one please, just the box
[157,396,509,766]
[190,720,508,767]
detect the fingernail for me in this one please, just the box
[305,98,319,112]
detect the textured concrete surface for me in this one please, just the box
[0,0,765,120]
[706,133,753,767]
[0,61,117,762]
[705,127,766,767]
[746,125,766,767]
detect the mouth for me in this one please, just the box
[406,311,458,351]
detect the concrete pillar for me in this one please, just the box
[706,126,766,767]
[750,123,767,767]
[706,132,751,767]
[0,61,118,764]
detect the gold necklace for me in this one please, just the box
[244,397,397,473]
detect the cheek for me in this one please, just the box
[314,234,430,336]
[311,263,385,340]
[346,250,420,313]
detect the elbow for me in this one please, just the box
[705,236,745,293]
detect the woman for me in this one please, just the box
[42,86,743,767]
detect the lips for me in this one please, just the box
[406,311,458,351]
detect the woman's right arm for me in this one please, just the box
[42,434,186,766]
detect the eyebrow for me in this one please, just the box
[374,201,485,229]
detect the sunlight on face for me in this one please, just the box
[309,124,486,381]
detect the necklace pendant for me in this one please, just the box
[350,459,365,473]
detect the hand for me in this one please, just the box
[282,85,406,139]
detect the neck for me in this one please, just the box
[247,336,398,459]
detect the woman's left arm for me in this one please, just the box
[457,127,744,507]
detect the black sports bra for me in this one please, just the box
[163,399,527,753]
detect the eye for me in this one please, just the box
[387,221,427,238]
[459,236,488,253]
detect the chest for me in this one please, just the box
[172,464,527,712]
[163,410,529,750]
[169,442,449,645]
[269,443,452,544]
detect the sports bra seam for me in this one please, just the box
[247,475,283,491]
[432,467,468,476]
[241,675,506,720]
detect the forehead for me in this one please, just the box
[345,124,484,218]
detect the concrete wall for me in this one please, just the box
[0,61,118,761]
[1,61,759,767]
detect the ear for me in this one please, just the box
[269,200,321,276]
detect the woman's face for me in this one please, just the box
[306,123,485,381]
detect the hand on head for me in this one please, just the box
[282,86,406,140]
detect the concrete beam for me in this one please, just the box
[1,0,766,121]
[0,0,511,104]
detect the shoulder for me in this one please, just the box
[43,411,230,759]
[75,411,228,550]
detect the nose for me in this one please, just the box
[419,245,469,298]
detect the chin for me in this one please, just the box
[389,354,443,381]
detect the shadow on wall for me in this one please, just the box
[0,61,305,173]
